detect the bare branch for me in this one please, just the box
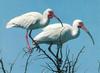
[24,54,32,73]
[0,59,6,73]
[9,50,22,73]
[48,44,57,60]
[45,62,56,72]
[61,48,70,70]
[72,46,85,73]
[34,43,58,70]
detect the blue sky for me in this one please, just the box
[0,0,100,73]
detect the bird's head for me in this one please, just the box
[43,8,63,27]
[73,19,95,45]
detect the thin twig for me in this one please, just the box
[72,46,85,73]
[0,59,6,73]
[24,54,32,73]
[9,50,22,73]
[61,48,70,70]
[45,62,56,72]
[48,44,57,59]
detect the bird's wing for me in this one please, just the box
[34,27,64,44]
[34,23,72,44]
[6,12,42,29]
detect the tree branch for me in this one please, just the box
[72,46,85,73]
[0,59,6,73]
[24,54,32,73]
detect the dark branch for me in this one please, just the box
[0,59,6,73]
[48,44,57,59]
[24,54,32,73]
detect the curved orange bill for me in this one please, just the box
[81,26,95,45]
[53,14,63,27]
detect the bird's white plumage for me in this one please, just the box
[33,19,94,47]
[34,23,73,44]
[34,19,85,45]
[6,12,42,29]
[6,8,66,51]
[6,8,55,30]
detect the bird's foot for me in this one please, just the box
[32,40,41,52]
[23,47,32,57]
[28,48,33,54]
[32,44,41,52]
[36,48,41,52]
[27,45,33,54]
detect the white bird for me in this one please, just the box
[33,19,94,56]
[6,8,63,52]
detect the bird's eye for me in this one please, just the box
[78,22,83,28]
[49,11,53,15]
[48,11,54,18]
[78,25,81,28]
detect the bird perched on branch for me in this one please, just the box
[33,19,94,56]
[6,8,63,52]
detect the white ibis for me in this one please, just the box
[6,8,63,52]
[33,19,94,56]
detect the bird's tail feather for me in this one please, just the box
[6,23,16,28]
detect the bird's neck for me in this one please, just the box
[40,14,50,27]
[72,25,80,39]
